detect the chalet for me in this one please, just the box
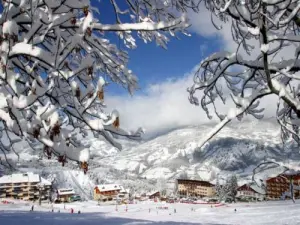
[94,184,126,202]
[147,191,160,199]
[56,188,76,202]
[266,172,300,200]
[177,179,216,197]
[0,172,51,201]
[236,183,265,201]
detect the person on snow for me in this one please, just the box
[31,205,34,211]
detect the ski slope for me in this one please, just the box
[1,199,300,224]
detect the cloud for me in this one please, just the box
[105,4,286,139]
[188,4,235,50]
[106,68,209,138]
[105,67,278,139]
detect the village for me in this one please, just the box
[0,171,299,206]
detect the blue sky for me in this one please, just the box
[93,1,239,137]
[95,1,222,96]
[120,34,219,94]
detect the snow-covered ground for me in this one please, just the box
[1,199,299,225]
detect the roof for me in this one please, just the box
[177,179,214,187]
[147,191,160,196]
[284,169,300,176]
[119,186,128,193]
[39,177,52,186]
[95,184,123,192]
[266,171,300,182]
[237,184,254,192]
[57,188,75,195]
[237,183,266,195]
[0,172,40,184]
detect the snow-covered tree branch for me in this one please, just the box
[0,0,199,171]
[188,0,300,148]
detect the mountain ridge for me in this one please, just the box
[1,119,297,196]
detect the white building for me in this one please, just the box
[0,172,51,201]
[236,183,265,201]
[56,188,76,202]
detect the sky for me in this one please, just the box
[0,1,279,139]
[96,1,227,137]
[98,1,278,138]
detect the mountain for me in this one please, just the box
[98,119,296,181]
[1,119,298,197]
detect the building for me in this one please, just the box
[117,186,129,200]
[56,188,76,202]
[177,179,216,197]
[236,183,265,201]
[0,172,51,201]
[38,178,52,200]
[147,191,160,199]
[266,172,300,200]
[94,184,126,202]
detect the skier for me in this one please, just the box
[174,208,176,213]
[234,208,237,213]
[31,205,34,211]
[71,208,74,214]
[78,210,81,214]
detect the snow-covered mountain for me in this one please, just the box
[97,119,298,182]
[2,119,299,197]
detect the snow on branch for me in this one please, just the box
[189,0,300,147]
[93,15,188,31]
[0,0,199,171]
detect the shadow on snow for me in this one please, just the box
[0,210,229,225]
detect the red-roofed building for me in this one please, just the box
[94,184,128,202]
[266,173,300,200]
[236,184,265,200]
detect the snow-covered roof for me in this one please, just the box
[39,177,52,186]
[0,172,40,184]
[119,186,129,193]
[96,184,123,192]
[57,188,75,195]
[146,191,160,196]
[238,183,266,195]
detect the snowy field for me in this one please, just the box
[0,199,299,225]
